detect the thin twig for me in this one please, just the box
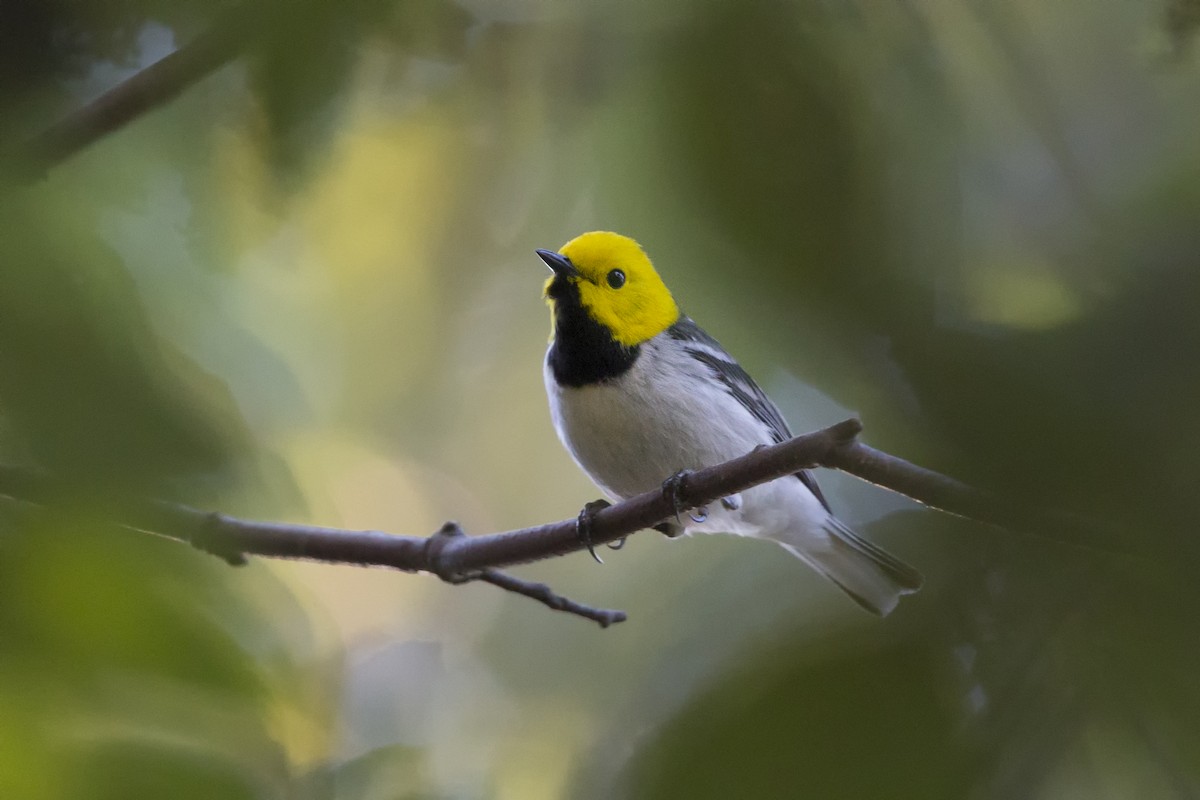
[477,570,627,628]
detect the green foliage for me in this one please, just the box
[626,639,964,800]
[0,513,318,799]
[0,195,249,489]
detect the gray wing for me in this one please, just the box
[665,317,832,513]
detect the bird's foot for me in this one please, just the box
[660,469,691,524]
[576,498,612,564]
[659,468,712,531]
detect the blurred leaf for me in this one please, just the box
[0,191,252,491]
[302,745,431,800]
[0,508,326,800]
[247,0,474,183]
[621,635,966,800]
[654,0,884,310]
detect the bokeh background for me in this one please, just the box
[2,0,1200,797]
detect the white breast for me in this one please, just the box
[545,335,775,504]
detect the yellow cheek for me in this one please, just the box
[577,281,677,347]
[576,281,618,336]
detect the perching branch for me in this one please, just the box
[0,418,1099,627]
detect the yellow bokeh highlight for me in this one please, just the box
[271,428,450,644]
[211,50,468,415]
[965,257,1083,330]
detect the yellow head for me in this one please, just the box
[538,231,679,347]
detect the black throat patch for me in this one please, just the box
[546,276,639,387]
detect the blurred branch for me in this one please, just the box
[10,1,268,180]
[0,418,1095,626]
[827,438,1135,556]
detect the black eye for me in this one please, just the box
[606,269,626,289]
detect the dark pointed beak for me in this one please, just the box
[536,248,579,279]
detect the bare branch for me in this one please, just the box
[0,417,1113,625]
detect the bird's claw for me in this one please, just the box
[661,469,693,527]
[576,499,612,564]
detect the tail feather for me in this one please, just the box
[780,518,923,617]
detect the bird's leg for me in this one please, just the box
[576,498,611,564]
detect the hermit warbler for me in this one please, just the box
[537,231,922,615]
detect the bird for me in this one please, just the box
[537,231,922,615]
